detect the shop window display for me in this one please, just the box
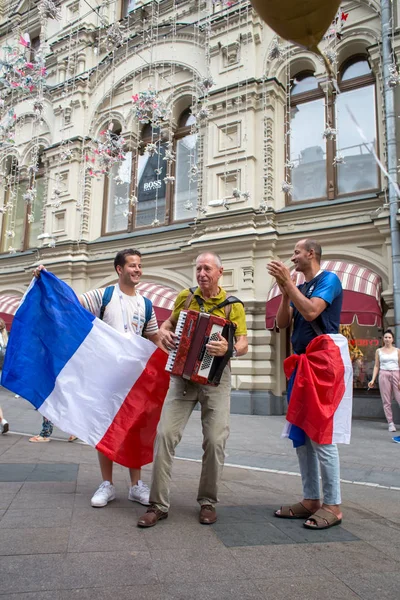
[340,323,381,390]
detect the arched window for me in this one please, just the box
[174,110,198,221]
[335,57,378,194]
[289,71,327,202]
[288,57,379,203]
[104,123,132,234]
[102,107,198,234]
[0,149,46,253]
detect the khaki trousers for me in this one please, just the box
[150,368,231,512]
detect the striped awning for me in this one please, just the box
[0,294,22,329]
[266,261,383,329]
[136,282,178,323]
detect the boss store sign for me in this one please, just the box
[137,148,167,202]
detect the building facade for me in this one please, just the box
[0,0,398,417]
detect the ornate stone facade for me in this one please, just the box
[0,0,396,414]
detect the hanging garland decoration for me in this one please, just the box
[85,122,126,178]
[38,0,62,21]
[0,38,47,96]
[131,88,170,126]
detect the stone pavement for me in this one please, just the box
[1,387,400,599]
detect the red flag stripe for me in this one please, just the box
[96,348,170,468]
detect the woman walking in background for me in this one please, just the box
[368,329,400,433]
[0,318,9,434]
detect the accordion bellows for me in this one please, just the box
[166,310,235,386]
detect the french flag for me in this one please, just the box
[282,334,353,446]
[1,272,170,468]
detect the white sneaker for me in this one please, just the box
[128,480,150,506]
[389,422,397,432]
[0,419,8,434]
[90,481,116,507]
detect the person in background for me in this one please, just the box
[29,417,54,443]
[29,416,77,443]
[0,318,9,434]
[368,329,400,433]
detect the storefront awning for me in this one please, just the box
[266,261,382,329]
[136,281,178,324]
[0,294,22,329]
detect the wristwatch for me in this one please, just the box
[232,347,238,358]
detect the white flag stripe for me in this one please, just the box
[41,318,157,446]
[330,334,353,444]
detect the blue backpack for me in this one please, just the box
[99,286,152,335]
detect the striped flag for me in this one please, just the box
[282,334,353,445]
[1,272,170,468]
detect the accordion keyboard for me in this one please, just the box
[165,310,188,372]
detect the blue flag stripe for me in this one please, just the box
[1,271,95,408]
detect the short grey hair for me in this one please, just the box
[196,252,222,268]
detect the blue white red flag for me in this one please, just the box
[1,272,170,468]
[282,334,353,445]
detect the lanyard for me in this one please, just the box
[116,283,141,335]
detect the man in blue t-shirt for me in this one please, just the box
[267,239,344,530]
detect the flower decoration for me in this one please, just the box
[184,200,194,210]
[60,148,73,161]
[268,37,283,61]
[145,142,158,156]
[23,187,37,204]
[86,122,126,177]
[164,175,175,184]
[388,63,400,88]
[0,109,16,147]
[106,23,125,49]
[323,126,337,140]
[284,160,295,170]
[33,98,44,117]
[282,180,293,195]
[232,188,241,199]
[333,153,345,166]
[201,76,214,93]
[38,0,62,20]
[131,88,170,125]
[193,105,211,123]
[151,218,160,227]
[0,40,47,96]
[325,49,337,65]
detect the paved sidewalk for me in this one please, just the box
[1,388,400,599]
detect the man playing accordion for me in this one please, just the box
[138,251,248,527]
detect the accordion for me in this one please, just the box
[165,310,235,386]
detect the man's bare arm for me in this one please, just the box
[234,335,248,357]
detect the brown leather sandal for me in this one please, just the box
[303,507,342,530]
[274,501,314,519]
